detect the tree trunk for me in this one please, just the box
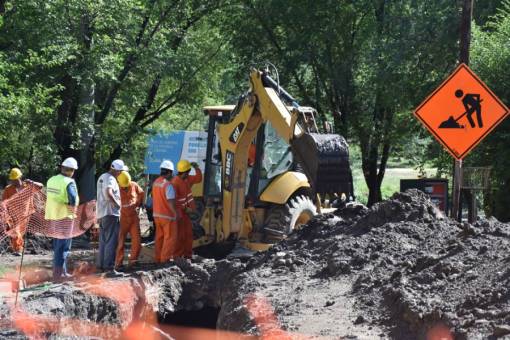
[54,74,79,158]
[363,126,384,206]
[75,14,96,202]
[366,173,382,206]
[363,0,390,207]
[53,13,96,202]
[76,77,96,202]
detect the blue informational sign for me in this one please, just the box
[144,131,208,175]
[144,132,185,175]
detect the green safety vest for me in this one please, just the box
[45,174,79,220]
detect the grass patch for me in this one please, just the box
[348,143,440,204]
[352,167,437,205]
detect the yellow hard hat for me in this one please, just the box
[117,171,131,188]
[177,160,192,173]
[8,168,22,180]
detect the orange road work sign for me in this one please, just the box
[414,63,509,159]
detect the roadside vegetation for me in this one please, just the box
[0,0,509,218]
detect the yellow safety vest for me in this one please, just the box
[45,174,79,220]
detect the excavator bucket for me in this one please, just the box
[259,70,353,198]
[290,133,353,197]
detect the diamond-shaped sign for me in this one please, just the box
[414,63,509,159]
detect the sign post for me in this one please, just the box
[452,159,462,220]
[453,0,472,221]
[414,64,509,220]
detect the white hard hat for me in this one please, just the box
[111,159,128,171]
[160,160,174,171]
[61,157,78,170]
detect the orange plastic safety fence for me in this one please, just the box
[0,184,96,247]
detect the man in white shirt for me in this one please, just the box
[96,159,126,272]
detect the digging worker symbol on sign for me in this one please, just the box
[415,63,509,160]
[439,89,483,129]
[457,89,483,128]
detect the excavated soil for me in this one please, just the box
[2,189,510,339]
[0,233,52,256]
[0,259,243,339]
[225,189,510,339]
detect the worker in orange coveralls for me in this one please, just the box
[172,160,202,259]
[2,167,43,255]
[152,160,178,263]
[248,143,256,167]
[115,171,144,268]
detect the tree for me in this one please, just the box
[0,8,62,183]
[469,0,510,221]
[0,0,231,199]
[225,0,459,205]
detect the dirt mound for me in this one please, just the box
[0,233,52,256]
[1,233,93,258]
[3,189,510,339]
[24,234,53,254]
[237,189,510,339]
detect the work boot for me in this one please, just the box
[114,265,125,272]
[105,269,124,278]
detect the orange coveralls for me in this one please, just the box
[2,182,29,252]
[152,176,178,263]
[115,181,144,267]
[171,168,202,258]
[248,144,256,167]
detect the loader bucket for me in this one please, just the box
[290,133,353,197]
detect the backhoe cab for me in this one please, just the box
[192,68,354,251]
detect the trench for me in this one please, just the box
[137,259,239,339]
[193,242,236,260]
[160,306,221,330]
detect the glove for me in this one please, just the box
[191,162,199,169]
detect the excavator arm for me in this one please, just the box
[217,69,353,236]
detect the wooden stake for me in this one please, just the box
[14,231,29,307]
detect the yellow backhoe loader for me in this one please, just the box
[189,68,354,252]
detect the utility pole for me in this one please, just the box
[459,0,473,65]
[452,0,474,221]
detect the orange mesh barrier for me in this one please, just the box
[0,184,96,246]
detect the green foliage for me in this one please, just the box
[469,1,510,220]
[224,0,460,205]
[0,0,508,216]
[0,38,62,181]
[0,0,232,183]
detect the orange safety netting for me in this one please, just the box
[0,184,96,246]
